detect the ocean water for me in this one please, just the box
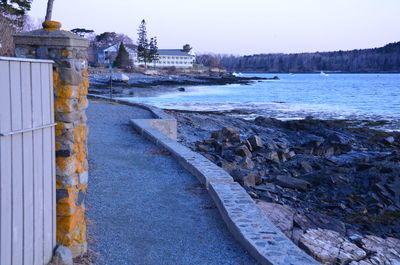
[120,73,400,130]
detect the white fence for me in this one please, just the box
[0,57,56,265]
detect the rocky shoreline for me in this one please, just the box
[167,110,400,265]
[88,72,277,97]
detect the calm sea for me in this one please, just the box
[121,73,400,130]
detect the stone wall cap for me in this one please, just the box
[0,56,54,64]
[15,28,84,40]
[14,29,88,48]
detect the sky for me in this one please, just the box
[29,0,400,55]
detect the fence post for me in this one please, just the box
[14,20,89,257]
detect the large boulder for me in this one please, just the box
[231,169,258,187]
[275,175,312,191]
[240,156,255,169]
[299,229,367,265]
[221,126,241,142]
[235,145,252,158]
[260,151,281,164]
[257,201,295,238]
[350,235,400,265]
[294,211,347,236]
[247,135,263,151]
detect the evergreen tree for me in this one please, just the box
[149,37,159,68]
[137,19,149,68]
[0,0,32,56]
[182,44,192,53]
[0,0,33,28]
[136,19,159,68]
[71,28,94,37]
[113,42,130,68]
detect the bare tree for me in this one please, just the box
[45,0,55,21]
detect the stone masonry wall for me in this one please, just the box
[14,21,89,257]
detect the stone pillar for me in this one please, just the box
[14,21,89,257]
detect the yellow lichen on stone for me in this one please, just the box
[42,20,62,31]
[56,121,66,130]
[80,184,87,193]
[54,97,73,113]
[56,179,63,189]
[55,84,75,99]
[56,156,75,171]
[81,70,89,94]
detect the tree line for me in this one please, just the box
[197,42,400,73]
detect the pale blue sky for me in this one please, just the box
[29,0,400,55]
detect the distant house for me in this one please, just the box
[98,43,138,65]
[98,44,196,68]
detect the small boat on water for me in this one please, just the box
[320,71,329,76]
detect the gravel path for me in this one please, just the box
[86,100,257,265]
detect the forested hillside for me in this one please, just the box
[198,42,400,73]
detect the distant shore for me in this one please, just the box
[88,72,278,97]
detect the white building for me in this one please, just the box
[133,49,196,68]
[99,43,196,68]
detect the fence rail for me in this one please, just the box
[0,57,56,265]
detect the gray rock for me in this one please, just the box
[264,139,278,150]
[294,211,347,236]
[240,156,255,169]
[291,228,304,245]
[314,145,335,156]
[211,130,220,139]
[263,151,281,164]
[196,143,211,152]
[203,153,217,162]
[235,145,252,158]
[50,245,73,265]
[302,135,325,147]
[275,175,311,191]
[327,132,350,145]
[222,126,239,135]
[257,201,295,238]
[231,170,258,187]
[219,161,239,171]
[278,150,288,163]
[299,229,367,264]
[357,235,400,264]
[286,150,296,159]
[221,126,241,142]
[384,136,395,145]
[300,161,313,173]
[247,135,263,151]
[243,139,253,152]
